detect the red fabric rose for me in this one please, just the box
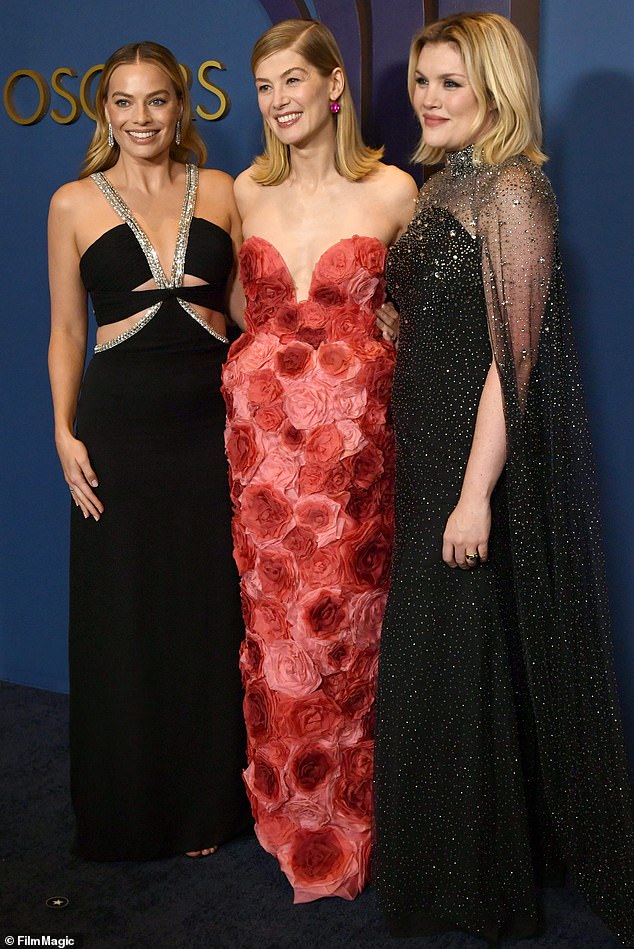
[360,354,395,403]
[262,641,322,697]
[312,241,358,284]
[326,303,367,342]
[231,518,256,573]
[240,237,278,286]
[324,461,352,495]
[277,692,342,740]
[281,525,318,560]
[351,443,384,488]
[276,342,315,378]
[301,590,349,641]
[239,634,264,680]
[317,342,360,382]
[297,326,328,348]
[351,589,387,647]
[299,544,342,587]
[351,236,387,273]
[287,741,337,793]
[248,593,290,643]
[243,679,276,743]
[304,424,344,466]
[248,369,283,406]
[334,742,374,827]
[225,422,264,482]
[360,399,387,436]
[321,666,375,720]
[244,740,289,807]
[345,486,379,522]
[294,495,343,547]
[345,521,392,588]
[254,401,286,433]
[280,826,362,902]
[280,421,306,452]
[240,484,293,542]
[274,303,300,336]
[299,300,328,328]
[311,283,345,308]
[256,549,298,600]
[298,463,328,495]
[311,637,356,676]
[255,811,296,856]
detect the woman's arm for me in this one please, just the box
[442,361,506,568]
[48,185,104,520]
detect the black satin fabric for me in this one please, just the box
[70,219,251,860]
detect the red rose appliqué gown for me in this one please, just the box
[222,236,395,902]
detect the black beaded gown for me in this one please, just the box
[70,164,251,860]
[374,147,634,945]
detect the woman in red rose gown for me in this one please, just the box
[221,20,417,903]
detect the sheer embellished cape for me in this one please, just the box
[421,147,634,944]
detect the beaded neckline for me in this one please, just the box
[445,145,476,176]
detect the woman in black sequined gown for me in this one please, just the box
[373,14,634,946]
[48,42,250,860]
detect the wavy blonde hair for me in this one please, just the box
[250,19,383,185]
[80,41,207,178]
[409,13,547,167]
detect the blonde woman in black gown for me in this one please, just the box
[374,13,634,945]
[48,41,250,859]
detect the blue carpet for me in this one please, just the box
[0,682,621,949]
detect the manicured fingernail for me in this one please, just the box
[90,480,98,487]
[83,511,89,519]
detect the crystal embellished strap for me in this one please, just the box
[90,164,198,289]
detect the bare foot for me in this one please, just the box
[185,846,218,858]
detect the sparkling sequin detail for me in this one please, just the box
[374,146,634,947]
[91,164,229,352]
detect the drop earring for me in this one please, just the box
[107,122,114,148]
[330,100,340,114]
[175,119,181,145]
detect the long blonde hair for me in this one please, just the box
[409,13,547,167]
[250,19,383,185]
[80,41,207,178]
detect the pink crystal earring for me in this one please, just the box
[330,100,340,114]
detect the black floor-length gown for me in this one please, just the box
[70,164,251,860]
[374,147,634,945]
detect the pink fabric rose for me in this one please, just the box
[263,641,322,697]
[304,424,345,466]
[295,495,343,547]
[284,384,331,431]
[240,484,294,542]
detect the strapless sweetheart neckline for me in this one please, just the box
[240,234,386,305]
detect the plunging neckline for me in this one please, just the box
[91,164,197,288]
[240,234,386,305]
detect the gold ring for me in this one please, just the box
[465,551,479,561]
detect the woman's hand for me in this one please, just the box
[442,494,490,569]
[56,431,104,521]
[376,302,400,346]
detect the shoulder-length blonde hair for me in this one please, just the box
[80,41,207,178]
[409,13,547,167]
[250,18,383,185]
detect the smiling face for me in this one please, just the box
[412,41,492,153]
[254,47,343,147]
[105,61,182,159]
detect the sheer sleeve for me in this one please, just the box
[478,161,556,410]
[475,159,634,942]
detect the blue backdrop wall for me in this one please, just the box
[1,0,633,758]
